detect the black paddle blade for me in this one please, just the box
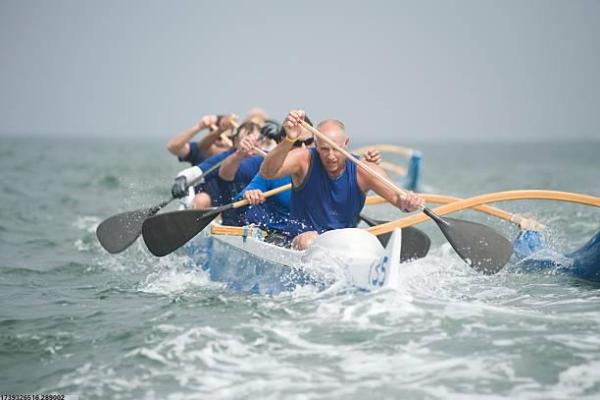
[373,227,431,261]
[96,208,155,253]
[436,216,513,274]
[400,226,431,262]
[359,214,430,262]
[141,208,220,257]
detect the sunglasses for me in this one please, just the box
[293,136,315,147]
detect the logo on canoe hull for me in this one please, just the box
[369,256,388,288]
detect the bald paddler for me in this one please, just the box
[239,117,383,234]
[260,109,424,250]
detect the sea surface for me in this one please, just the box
[1,135,599,399]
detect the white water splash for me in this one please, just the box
[138,264,217,296]
[72,215,100,233]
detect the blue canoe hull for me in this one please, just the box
[182,234,318,295]
[181,229,392,295]
[198,235,322,295]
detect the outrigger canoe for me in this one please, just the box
[97,138,599,290]
[182,189,600,293]
[182,226,600,294]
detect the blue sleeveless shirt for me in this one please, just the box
[287,148,365,236]
[220,155,263,226]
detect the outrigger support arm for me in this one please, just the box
[366,190,600,236]
[366,193,543,230]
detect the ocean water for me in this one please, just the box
[1,135,599,399]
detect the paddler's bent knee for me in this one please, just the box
[292,231,319,250]
[192,193,212,209]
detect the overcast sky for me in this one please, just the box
[1,0,598,142]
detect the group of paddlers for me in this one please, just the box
[165,108,424,250]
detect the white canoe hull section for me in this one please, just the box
[186,227,404,294]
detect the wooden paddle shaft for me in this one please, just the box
[353,145,412,175]
[300,121,410,201]
[353,144,414,159]
[211,224,267,237]
[254,148,268,157]
[367,189,600,235]
[231,183,292,209]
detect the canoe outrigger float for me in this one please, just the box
[512,229,600,282]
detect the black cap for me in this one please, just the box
[260,119,284,142]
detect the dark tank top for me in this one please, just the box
[288,147,365,235]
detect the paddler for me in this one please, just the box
[236,118,313,233]
[166,113,237,165]
[245,107,269,127]
[239,118,383,235]
[216,121,273,225]
[170,120,264,210]
[260,109,425,250]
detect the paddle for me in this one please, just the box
[96,159,225,254]
[142,183,292,257]
[359,214,431,262]
[352,144,415,159]
[301,120,513,275]
[353,145,413,176]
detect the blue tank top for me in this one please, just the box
[179,141,205,165]
[192,149,235,206]
[288,148,365,235]
[197,149,235,178]
[220,155,263,226]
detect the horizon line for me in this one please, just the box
[1,131,599,145]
